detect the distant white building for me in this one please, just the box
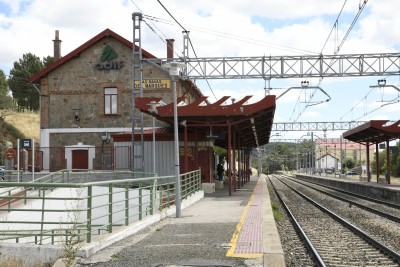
[316,154,341,172]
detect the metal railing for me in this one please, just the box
[0,169,23,183]
[0,169,201,245]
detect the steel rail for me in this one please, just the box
[276,175,400,263]
[285,175,400,223]
[295,175,400,209]
[268,175,326,267]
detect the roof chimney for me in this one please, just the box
[166,39,174,59]
[53,30,62,60]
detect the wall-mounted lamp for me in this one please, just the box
[231,98,236,104]
[73,108,81,122]
[148,100,159,115]
[101,132,111,144]
[378,79,386,86]
[301,80,309,88]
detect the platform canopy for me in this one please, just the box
[343,120,400,144]
[135,95,276,149]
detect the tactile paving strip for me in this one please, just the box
[226,178,264,258]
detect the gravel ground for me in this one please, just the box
[266,178,316,267]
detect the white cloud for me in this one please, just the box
[1,0,399,139]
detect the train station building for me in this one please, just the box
[29,29,276,187]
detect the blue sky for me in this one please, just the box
[1,0,399,140]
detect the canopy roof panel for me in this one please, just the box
[343,120,400,144]
[135,95,276,149]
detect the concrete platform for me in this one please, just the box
[73,175,285,267]
[296,173,400,204]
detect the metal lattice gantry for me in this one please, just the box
[147,53,400,79]
[272,121,367,132]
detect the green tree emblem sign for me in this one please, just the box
[100,45,118,62]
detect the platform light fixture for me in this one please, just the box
[148,100,160,174]
[378,79,386,86]
[301,80,309,88]
[163,61,185,218]
[101,132,111,144]
[73,108,81,122]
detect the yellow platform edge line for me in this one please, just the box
[228,253,264,259]
[226,178,263,258]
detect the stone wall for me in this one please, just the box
[41,37,176,130]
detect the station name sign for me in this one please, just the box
[206,133,225,140]
[134,79,171,89]
[95,61,124,70]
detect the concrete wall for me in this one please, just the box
[0,186,152,244]
[295,174,400,204]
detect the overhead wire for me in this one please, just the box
[288,0,348,122]
[130,0,216,99]
[143,14,319,55]
[135,0,375,122]
[156,0,217,100]
[341,82,400,122]
[320,0,348,54]
[130,0,184,58]
[338,86,375,121]
[293,0,368,123]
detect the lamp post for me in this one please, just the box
[163,61,185,218]
[334,144,337,177]
[325,146,328,175]
[297,132,311,173]
[148,101,159,174]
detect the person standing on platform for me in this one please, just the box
[217,162,224,181]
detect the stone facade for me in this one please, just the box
[32,29,203,171]
[41,37,173,129]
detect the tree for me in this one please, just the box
[0,69,14,118]
[8,53,53,111]
[343,157,355,170]
[43,55,55,67]
[392,142,400,177]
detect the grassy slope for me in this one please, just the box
[1,112,39,145]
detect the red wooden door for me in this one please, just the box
[72,150,89,170]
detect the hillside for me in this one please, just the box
[1,112,39,146]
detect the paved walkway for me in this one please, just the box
[69,175,285,267]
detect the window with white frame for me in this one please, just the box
[104,87,117,115]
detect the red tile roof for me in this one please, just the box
[28,28,156,83]
[343,120,400,144]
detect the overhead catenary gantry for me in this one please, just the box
[132,12,400,194]
[272,121,367,132]
[146,53,400,79]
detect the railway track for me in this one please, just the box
[278,174,400,253]
[269,175,400,266]
[283,174,400,223]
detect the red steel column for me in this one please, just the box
[386,139,390,184]
[184,123,188,173]
[228,123,232,195]
[366,142,370,182]
[375,143,379,183]
[233,129,236,192]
